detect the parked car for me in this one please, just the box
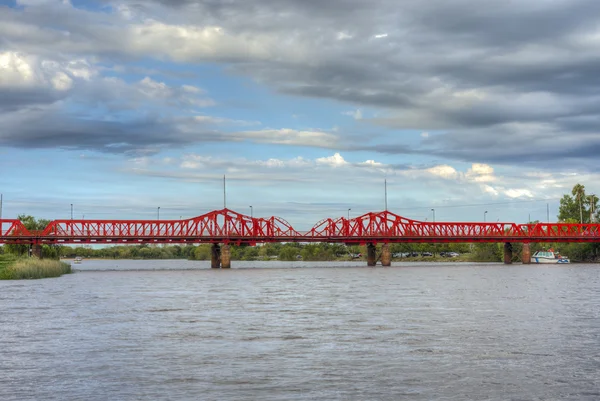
[392,252,411,258]
[421,252,433,257]
[448,252,460,257]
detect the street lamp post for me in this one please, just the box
[347,208,351,221]
[484,210,488,222]
[157,206,160,220]
[431,208,435,223]
[70,204,73,220]
[250,205,253,218]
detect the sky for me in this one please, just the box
[1,0,599,230]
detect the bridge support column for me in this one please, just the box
[211,244,221,269]
[367,243,376,267]
[31,244,42,258]
[504,242,513,265]
[381,243,391,267]
[221,244,231,269]
[522,243,531,264]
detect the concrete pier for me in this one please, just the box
[522,243,531,264]
[381,243,391,267]
[211,244,221,268]
[504,242,513,264]
[31,244,42,258]
[221,244,231,268]
[367,243,377,266]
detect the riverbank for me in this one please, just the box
[0,255,72,280]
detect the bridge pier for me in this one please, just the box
[367,243,376,266]
[522,243,531,264]
[504,242,513,264]
[31,244,42,258]
[211,244,221,268]
[221,244,231,269]
[381,243,391,267]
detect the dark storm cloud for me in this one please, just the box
[0,112,225,155]
[4,0,600,168]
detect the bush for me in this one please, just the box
[0,258,72,280]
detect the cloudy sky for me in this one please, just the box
[1,0,599,228]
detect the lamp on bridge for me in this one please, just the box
[484,210,488,222]
[347,208,351,220]
[431,208,435,223]
[70,204,73,220]
[250,205,253,218]
[157,206,160,220]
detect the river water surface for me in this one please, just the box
[1,260,599,400]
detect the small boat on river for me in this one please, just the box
[73,257,83,264]
[531,250,569,264]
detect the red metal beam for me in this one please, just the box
[2,209,600,245]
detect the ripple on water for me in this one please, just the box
[0,261,599,401]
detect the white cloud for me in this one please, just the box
[483,185,499,196]
[180,155,213,169]
[0,51,73,91]
[466,163,496,182]
[342,109,363,120]
[316,153,348,167]
[337,32,353,40]
[505,188,534,198]
[235,129,339,148]
[359,159,383,167]
[420,132,429,138]
[426,165,458,179]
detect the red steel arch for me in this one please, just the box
[1,209,599,244]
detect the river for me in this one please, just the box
[1,260,599,400]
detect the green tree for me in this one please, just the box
[559,184,599,223]
[471,243,501,262]
[572,184,586,223]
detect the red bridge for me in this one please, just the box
[2,208,599,267]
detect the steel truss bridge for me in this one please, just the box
[1,208,599,245]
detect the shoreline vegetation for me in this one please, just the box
[0,255,72,280]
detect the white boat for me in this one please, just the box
[73,257,83,264]
[531,250,569,264]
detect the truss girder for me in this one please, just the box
[1,209,600,244]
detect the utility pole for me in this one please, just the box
[384,179,387,211]
[0,193,3,220]
[71,204,73,220]
[223,175,227,209]
[547,203,549,223]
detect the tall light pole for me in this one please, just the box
[384,179,388,211]
[0,193,3,220]
[70,204,73,220]
[484,210,488,222]
[347,208,351,220]
[431,208,435,223]
[249,205,253,218]
[157,206,160,220]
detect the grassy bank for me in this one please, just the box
[0,256,72,280]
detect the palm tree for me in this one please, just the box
[572,184,586,223]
